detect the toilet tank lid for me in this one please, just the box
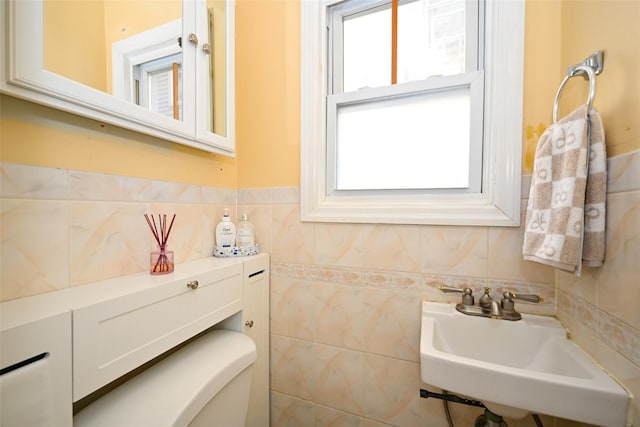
[74,330,256,427]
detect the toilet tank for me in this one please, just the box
[74,330,256,427]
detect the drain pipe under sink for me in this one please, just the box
[420,388,545,427]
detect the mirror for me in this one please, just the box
[43,1,182,112]
[1,0,234,154]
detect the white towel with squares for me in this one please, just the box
[522,105,607,275]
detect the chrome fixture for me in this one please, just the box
[567,50,603,77]
[553,50,604,122]
[437,286,542,321]
[499,292,542,321]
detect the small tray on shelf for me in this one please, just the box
[213,244,260,258]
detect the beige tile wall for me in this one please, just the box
[1,151,638,426]
[0,163,236,300]
[239,152,639,427]
[555,151,640,427]
[261,223,558,426]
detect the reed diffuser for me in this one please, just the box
[144,213,176,275]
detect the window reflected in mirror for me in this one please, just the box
[134,51,183,120]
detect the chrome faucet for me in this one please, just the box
[489,300,503,319]
[478,288,502,319]
[438,286,542,321]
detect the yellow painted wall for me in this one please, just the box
[3,0,637,189]
[522,0,562,173]
[0,95,237,187]
[44,0,107,92]
[235,0,300,188]
[560,0,639,157]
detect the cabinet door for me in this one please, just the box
[194,0,235,152]
[242,255,269,427]
[1,0,234,155]
[73,265,243,400]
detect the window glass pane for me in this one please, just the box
[341,0,468,93]
[335,87,470,190]
[137,53,183,120]
[343,7,391,92]
[397,0,467,82]
[147,68,175,118]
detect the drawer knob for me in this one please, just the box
[245,320,254,328]
[186,280,199,290]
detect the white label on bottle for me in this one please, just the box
[237,233,253,246]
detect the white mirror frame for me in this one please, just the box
[0,0,235,156]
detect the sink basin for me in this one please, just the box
[420,301,629,426]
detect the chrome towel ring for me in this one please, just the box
[553,64,596,123]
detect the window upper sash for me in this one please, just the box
[328,0,481,95]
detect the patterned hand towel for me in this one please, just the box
[522,104,606,275]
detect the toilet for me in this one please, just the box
[74,330,257,427]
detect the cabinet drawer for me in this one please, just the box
[72,264,242,400]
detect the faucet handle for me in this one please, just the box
[438,285,466,294]
[438,286,474,306]
[500,292,542,321]
[503,291,543,303]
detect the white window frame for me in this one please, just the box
[300,0,524,226]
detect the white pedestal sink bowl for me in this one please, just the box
[420,301,629,427]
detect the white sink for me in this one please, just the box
[420,301,629,426]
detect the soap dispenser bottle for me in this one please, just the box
[236,211,255,247]
[215,208,236,248]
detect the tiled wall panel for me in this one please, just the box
[1,151,638,426]
[0,163,235,299]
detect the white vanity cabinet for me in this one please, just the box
[242,254,270,427]
[0,254,269,426]
[72,262,244,400]
[0,310,73,426]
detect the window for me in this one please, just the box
[134,53,183,120]
[301,0,525,226]
[329,0,481,193]
[112,19,183,120]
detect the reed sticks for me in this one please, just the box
[144,213,176,273]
